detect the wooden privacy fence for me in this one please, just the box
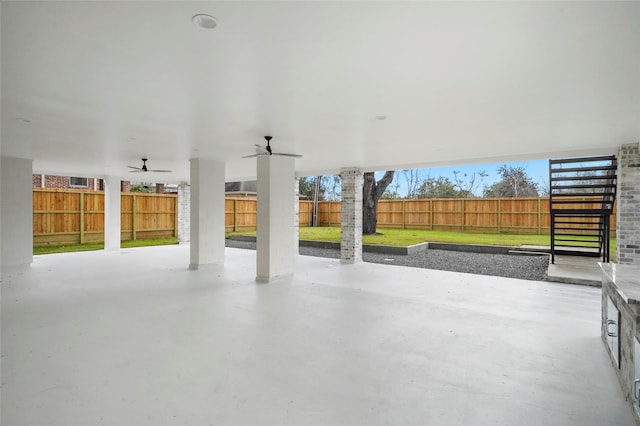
[224,198,315,232]
[226,197,617,235]
[34,190,617,246]
[33,189,177,246]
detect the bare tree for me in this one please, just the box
[298,176,324,200]
[382,175,402,199]
[537,175,550,197]
[363,171,395,234]
[452,170,487,197]
[323,175,342,201]
[402,169,423,199]
[483,165,539,198]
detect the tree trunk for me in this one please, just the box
[362,171,395,235]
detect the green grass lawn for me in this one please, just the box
[35,228,616,261]
[230,226,616,258]
[231,227,553,246]
[34,237,178,255]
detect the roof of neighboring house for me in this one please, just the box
[225,181,257,193]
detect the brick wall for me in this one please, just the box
[340,168,363,263]
[46,175,70,188]
[31,174,128,192]
[617,143,640,265]
[177,182,190,244]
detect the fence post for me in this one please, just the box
[497,199,502,234]
[233,199,238,232]
[429,199,434,230]
[402,200,406,229]
[132,194,137,240]
[79,192,85,244]
[328,201,332,226]
[461,199,465,232]
[537,197,542,235]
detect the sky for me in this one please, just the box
[377,159,550,197]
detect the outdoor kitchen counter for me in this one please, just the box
[601,263,640,426]
[601,263,640,305]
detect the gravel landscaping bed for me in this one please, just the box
[225,239,549,281]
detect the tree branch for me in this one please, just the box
[374,171,395,203]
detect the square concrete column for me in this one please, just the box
[104,176,121,251]
[1,156,33,271]
[617,143,640,265]
[256,155,296,282]
[340,168,363,263]
[189,159,225,269]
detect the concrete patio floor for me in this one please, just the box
[1,245,634,425]
[548,255,604,287]
[519,245,604,286]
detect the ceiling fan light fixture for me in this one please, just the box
[192,14,217,29]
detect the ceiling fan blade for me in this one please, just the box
[241,153,260,158]
[127,166,142,170]
[273,153,303,158]
[148,169,172,173]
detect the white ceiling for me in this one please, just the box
[2,1,639,183]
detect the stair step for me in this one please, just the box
[550,165,617,173]
[549,155,616,264]
[549,155,617,164]
[551,175,615,181]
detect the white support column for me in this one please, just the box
[256,155,296,282]
[189,158,225,269]
[617,143,640,265]
[294,177,300,254]
[1,156,33,271]
[104,176,121,251]
[340,168,363,263]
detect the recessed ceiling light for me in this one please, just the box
[192,14,217,29]
[16,117,32,124]
[375,116,387,121]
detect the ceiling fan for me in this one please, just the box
[128,158,171,173]
[242,136,302,158]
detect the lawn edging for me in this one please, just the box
[228,234,428,255]
[428,242,513,255]
[226,235,550,256]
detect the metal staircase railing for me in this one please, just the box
[549,155,617,264]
